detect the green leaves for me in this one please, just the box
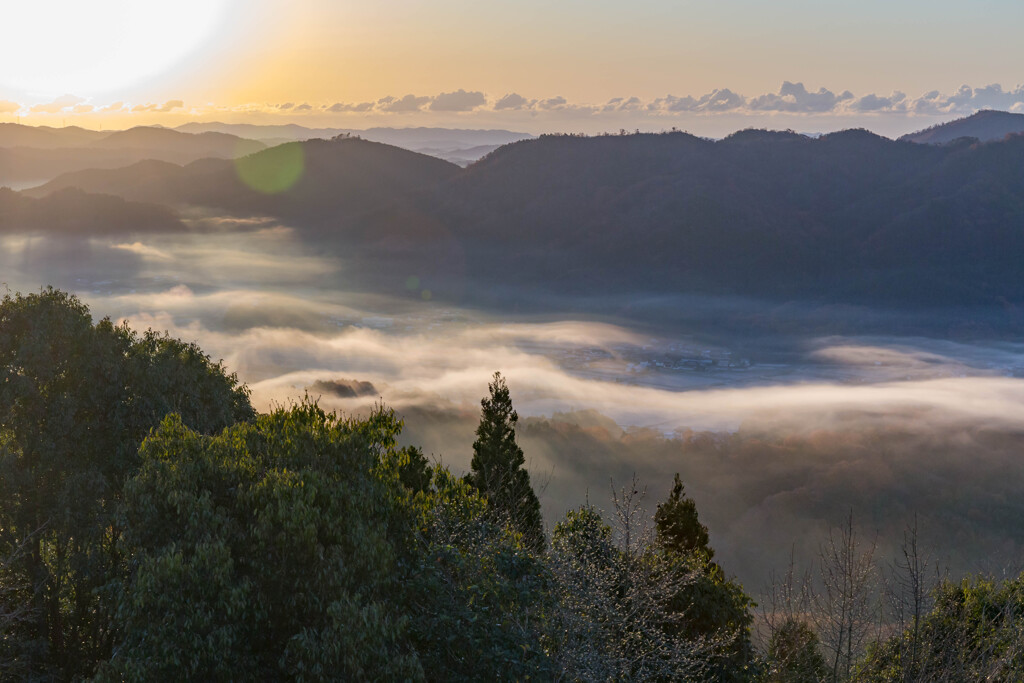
[0,288,253,679]
[469,372,545,552]
[110,402,421,680]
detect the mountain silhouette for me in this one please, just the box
[23,128,1024,307]
[900,109,1024,144]
[0,186,182,234]
[0,125,264,187]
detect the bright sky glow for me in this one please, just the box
[0,1,232,97]
[2,0,1024,136]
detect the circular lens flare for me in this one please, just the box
[235,143,306,195]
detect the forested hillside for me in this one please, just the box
[3,290,1022,680]
[24,130,1024,309]
[0,290,754,681]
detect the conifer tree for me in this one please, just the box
[655,473,713,559]
[469,372,544,551]
[656,473,756,681]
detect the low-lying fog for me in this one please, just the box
[5,216,1024,591]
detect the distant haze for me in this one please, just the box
[3,1,1024,137]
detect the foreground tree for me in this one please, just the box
[656,474,713,560]
[0,288,253,679]
[812,512,878,682]
[656,473,758,681]
[103,403,423,680]
[548,482,715,680]
[857,573,1024,682]
[468,372,545,551]
[767,618,828,682]
[406,467,552,680]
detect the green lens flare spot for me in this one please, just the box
[235,142,305,194]
[421,289,432,301]
[405,275,420,291]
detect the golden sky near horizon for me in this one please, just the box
[3,0,1024,135]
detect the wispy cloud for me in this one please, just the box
[29,94,85,113]
[31,82,1024,131]
[377,94,432,112]
[430,89,487,112]
[131,99,184,113]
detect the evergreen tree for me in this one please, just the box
[656,473,713,560]
[655,473,757,682]
[469,372,544,551]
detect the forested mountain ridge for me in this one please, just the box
[0,186,182,234]
[0,124,265,186]
[900,109,1024,144]
[27,137,461,225]
[22,128,1024,307]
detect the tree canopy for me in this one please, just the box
[468,371,545,551]
[0,288,253,679]
[0,290,767,680]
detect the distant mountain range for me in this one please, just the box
[25,127,1024,310]
[900,109,1024,144]
[0,124,264,187]
[0,123,533,189]
[174,123,534,165]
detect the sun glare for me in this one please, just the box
[1,0,233,98]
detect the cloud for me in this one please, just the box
[111,241,173,261]
[157,99,184,113]
[908,84,1024,115]
[10,221,1024,593]
[78,81,1024,125]
[850,91,907,112]
[698,88,747,112]
[603,96,643,112]
[748,81,853,113]
[98,101,126,112]
[72,104,94,114]
[0,100,20,113]
[30,94,85,113]
[131,100,184,113]
[327,101,374,113]
[430,89,487,112]
[537,96,568,110]
[650,88,746,113]
[378,94,431,112]
[495,93,533,110]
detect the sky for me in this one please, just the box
[3,0,1024,136]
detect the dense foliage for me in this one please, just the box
[6,289,1022,681]
[857,574,1024,682]
[0,288,253,679]
[468,371,545,552]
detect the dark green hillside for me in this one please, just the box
[900,109,1024,144]
[30,136,461,230]
[434,131,1024,305]
[0,186,182,234]
[19,128,1024,309]
[0,290,756,681]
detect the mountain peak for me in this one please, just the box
[899,109,1024,144]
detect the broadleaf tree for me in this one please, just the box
[0,288,253,679]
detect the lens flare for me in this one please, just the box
[235,143,305,194]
